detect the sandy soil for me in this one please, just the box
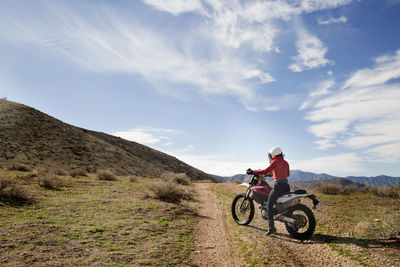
[190,183,245,267]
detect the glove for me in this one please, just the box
[246,168,254,175]
[266,172,273,177]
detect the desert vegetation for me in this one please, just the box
[0,177,31,205]
[96,170,117,181]
[38,176,63,190]
[315,181,400,198]
[7,162,31,172]
[146,180,194,203]
[161,172,192,185]
[0,168,198,266]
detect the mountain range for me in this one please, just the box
[0,99,212,181]
[211,169,400,187]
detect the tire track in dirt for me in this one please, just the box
[190,183,245,267]
[223,183,363,266]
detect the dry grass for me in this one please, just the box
[161,172,192,185]
[70,169,88,178]
[38,176,63,190]
[367,185,400,199]
[355,221,375,236]
[315,182,400,198]
[146,180,194,203]
[128,176,138,182]
[376,213,400,239]
[8,163,31,172]
[0,177,31,204]
[54,169,67,176]
[179,199,198,215]
[97,170,117,181]
[315,182,343,195]
[0,175,197,266]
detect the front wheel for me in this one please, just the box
[285,204,316,240]
[231,193,254,225]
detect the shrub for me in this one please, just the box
[97,170,117,181]
[315,182,341,195]
[146,181,194,203]
[376,213,400,239]
[355,221,375,236]
[8,163,31,172]
[55,169,67,176]
[161,172,191,185]
[369,185,400,199]
[70,169,88,178]
[128,176,138,182]
[38,176,63,190]
[29,169,39,178]
[0,177,30,204]
[179,200,198,215]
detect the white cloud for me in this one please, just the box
[289,22,331,72]
[318,16,348,25]
[112,127,178,145]
[365,142,400,163]
[291,153,365,175]
[300,78,335,110]
[171,152,266,176]
[0,1,354,111]
[304,49,400,163]
[343,49,400,88]
[0,3,276,110]
[142,0,203,15]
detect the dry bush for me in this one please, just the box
[369,185,400,199]
[376,213,400,239]
[146,180,194,203]
[38,176,63,190]
[128,176,138,182]
[341,185,358,195]
[97,170,117,181]
[70,169,88,178]
[355,221,375,236]
[315,182,361,195]
[8,163,31,172]
[55,169,67,176]
[0,177,31,204]
[161,172,192,185]
[315,182,341,195]
[179,200,198,215]
[29,169,39,178]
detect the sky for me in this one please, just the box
[1,0,400,177]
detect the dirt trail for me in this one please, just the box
[190,183,245,267]
[192,182,364,266]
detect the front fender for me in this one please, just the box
[238,183,250,188]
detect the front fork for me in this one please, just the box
[239,189,252,212]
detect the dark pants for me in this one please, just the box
[267,180,290,228]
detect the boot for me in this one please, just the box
[266,226,277,236]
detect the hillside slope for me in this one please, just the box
[0,99,210,180]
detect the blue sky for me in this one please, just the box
[1,0,400,177]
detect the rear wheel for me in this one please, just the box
[285,204,316,240]
[231,194,254,225]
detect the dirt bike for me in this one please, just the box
[231,174,322,240]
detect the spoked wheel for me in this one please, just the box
[285,204,316,240]
[231,193,254,225]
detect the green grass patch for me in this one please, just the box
[0,172,197,266]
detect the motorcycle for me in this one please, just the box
[231,174,322,240]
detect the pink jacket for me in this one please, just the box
[253,156,290,182]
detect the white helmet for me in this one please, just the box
[268,146,283,161]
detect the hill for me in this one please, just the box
[211,170,400,187]
[0,99,211,180]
